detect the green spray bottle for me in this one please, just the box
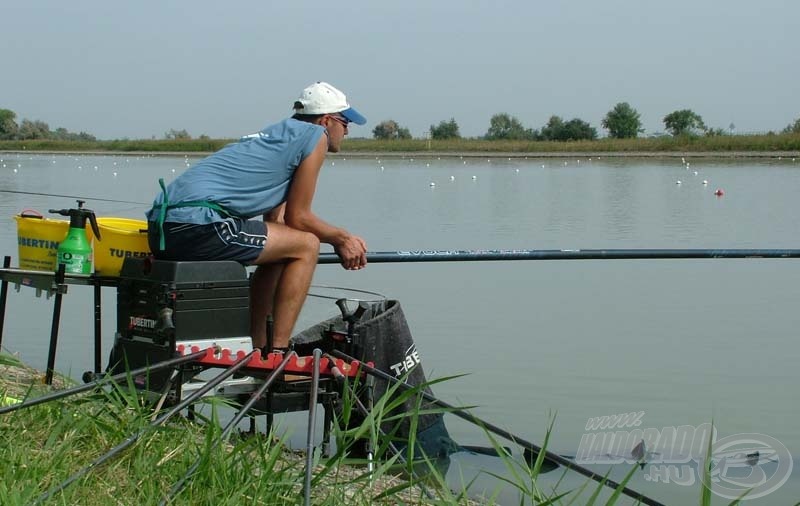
[49,200,101,274]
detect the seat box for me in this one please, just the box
[108,258,251,388]
[116,257,251,342]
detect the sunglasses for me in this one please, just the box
[328,114,349,128]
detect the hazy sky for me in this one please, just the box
[4,1,798,140]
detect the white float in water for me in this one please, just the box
[703,180,708,185]
[450,176,455,181]
[676,180,682,185]
[429,182,435,187]
[472,175,477,180]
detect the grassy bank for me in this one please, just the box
[0,353,467,505]
[0,352,743,505]
[0,353,546,505]
[1,133,799,155]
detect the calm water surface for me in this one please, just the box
[1,152,798,504]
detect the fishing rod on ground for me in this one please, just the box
[330,350,665,506]
[34,349,260,505]
[319,248,800,264]
[161,350,297,506]
[0,348,211,416]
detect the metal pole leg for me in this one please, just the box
[0,256,11,350]
[45,264,66,386]
[303,348,322,506]
[93,279,102,374]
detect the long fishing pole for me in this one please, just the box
[35,349,259,505]
[0,348,211,416]
[162,351,296,505]
[0,189,148,205]
[319,248,800,264]
[330,350,664,506]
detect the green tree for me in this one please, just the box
[540,115,597,141]
[372,119,412,140]
[74,131,96,141]
[601,102,643,139]
[663,109,706,136]
[52,127,70,140]
[539,116,565,141]
[17,119,51,140]
[782,118,800,134]
[485,113,537,140]
[429,118,460,140]
[0,108,18,140]
[165,129,191,140]
[561,118,597,140]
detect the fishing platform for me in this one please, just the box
[0,254,371,439]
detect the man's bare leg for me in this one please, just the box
[250,222,319,350]
[249,263,284,350]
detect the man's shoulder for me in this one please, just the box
[250,118,323,140]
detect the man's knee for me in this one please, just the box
[300,232,320,260]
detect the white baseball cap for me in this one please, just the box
[293,81,367,125]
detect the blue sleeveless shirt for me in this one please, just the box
[146,118,325,224]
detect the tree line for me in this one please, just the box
[374,104,800,141]
[3,105,799,143]
[0,108,97,141]
[0,108,210,142]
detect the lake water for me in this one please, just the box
[1,152,798,504]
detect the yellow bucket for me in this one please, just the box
[14,211,69,271]
[94,217,151,277]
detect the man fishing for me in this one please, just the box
[146,82,368,355]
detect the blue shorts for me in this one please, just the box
[148,218,268,264]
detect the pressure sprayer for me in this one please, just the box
[49,200,101,274]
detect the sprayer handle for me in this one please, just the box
[88,212,101,240]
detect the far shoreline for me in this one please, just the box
[2,149,799,159]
